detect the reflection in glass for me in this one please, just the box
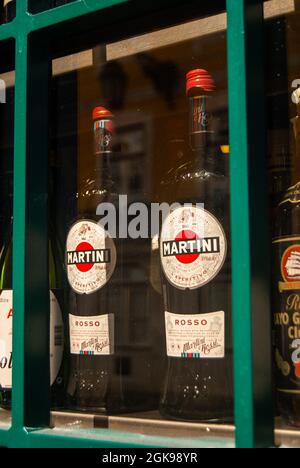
[52,10,232,427]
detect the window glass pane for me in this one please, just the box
[47,3,235,446]
[266,0,300,448]
[0,38,14,430]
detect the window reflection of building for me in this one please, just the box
[113,119,152,199]
[71,25,230,407]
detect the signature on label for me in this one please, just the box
[183,338,220,355]
[81,338,109,352]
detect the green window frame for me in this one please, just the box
[0,0,274,449]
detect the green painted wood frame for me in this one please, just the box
[0,0,274,448]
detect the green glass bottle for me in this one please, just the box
[0,220,66,409]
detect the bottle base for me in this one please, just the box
[0,403,11,411]
[277,394,300,428]
[280,414,300,428]
[66,403,158,416]
[159,405,233,424]
[66,404,124,415]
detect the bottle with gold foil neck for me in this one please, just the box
[291,88,300,186]
[272,87,300,426]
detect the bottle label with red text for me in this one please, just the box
[160,206,226,290]
[69,314,114,356]
[0,290,13,388]
[273,236,300,394]
[0,290,64,390]
[66,220,117,295]
[165,310,224,359]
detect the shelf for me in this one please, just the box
[3,406,300,447]
[49,410,235,447]
[51,410,235,441]
[49,411,300,447]
[275,419,300,448]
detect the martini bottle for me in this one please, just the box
[159,69,233,421]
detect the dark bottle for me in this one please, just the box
[66,107,125,413]
[2,0,15,23]
[0,220,66,409]
[159,69,233,421]
[272,88,300,426]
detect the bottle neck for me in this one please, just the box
[93,117,114,185]
[3,0,15,23]
[188,94,214,165]
[291,104,300,186]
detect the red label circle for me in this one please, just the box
[76,242,94,273]
[175,230,199,264]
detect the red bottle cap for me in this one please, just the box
[186,69,216,95]
[93,106,114,121]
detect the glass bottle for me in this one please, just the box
[272,88,300,426]
[66,107,125,413]
[159,69,233,421]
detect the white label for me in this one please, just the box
[0,290,13,388]
[66,220,117,295]
[0,290,64,389]
[160,206,227,290]
[165,310,225,358]
[69,314,114,356]
[50,291,64,386]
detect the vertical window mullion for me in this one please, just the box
[24,33,51,429]
[12,31,28,432]
[227,0,274,448]
[12,26,51,430]
[16,0,28,16]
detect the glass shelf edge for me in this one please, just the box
[27,428,234,449]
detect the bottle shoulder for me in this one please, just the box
[273,201,300,238]
[76,177,118,206]
[163,160,225,184]
[159,159,227,204]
